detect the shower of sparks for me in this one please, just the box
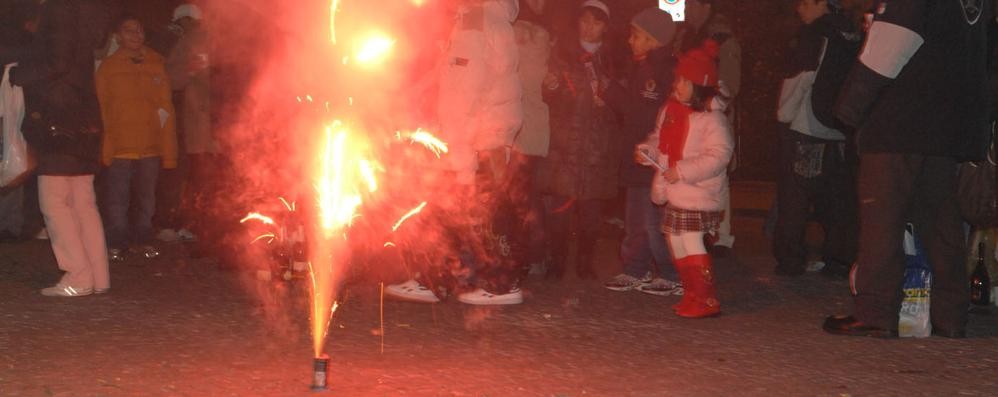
[241,212,276,225]
[330,0,340,44]
[404,129,448,157]
[251,233,277,244]
[392,201,428,232]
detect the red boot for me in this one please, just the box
[675,254,720,318]
[671,256,694,313]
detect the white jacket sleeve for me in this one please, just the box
[675,112,733,183]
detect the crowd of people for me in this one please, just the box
[385,0,740,316]
[386,0,994,338]
[0,0,993,336]
[1,0,214,297]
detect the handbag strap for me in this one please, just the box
[988,121,996,166]
[1,63,16,88]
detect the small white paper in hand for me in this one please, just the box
[158,108,169,128]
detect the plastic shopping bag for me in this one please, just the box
[0,63,32,187]
[899,224,932,338]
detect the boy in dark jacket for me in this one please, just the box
[601,7,680,295]
[773,0,860,279]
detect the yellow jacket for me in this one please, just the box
[96,47,178,168]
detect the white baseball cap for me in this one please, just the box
[173,4,203,21]
[580,0,610,19]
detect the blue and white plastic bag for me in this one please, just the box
[899,224,932,338]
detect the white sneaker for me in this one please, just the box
[177,228,197,242]
[603,273,652,292]
[457,288,523,305]
[40,284,93,297]
[806,260,826,272]
[384,279,440,303]
[638,278,683,296]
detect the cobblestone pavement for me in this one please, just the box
[2,182,997,396]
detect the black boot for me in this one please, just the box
[546,253,566,280]
[575,235,598,280]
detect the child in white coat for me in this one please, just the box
[637,40,733,318]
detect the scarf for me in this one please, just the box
[658,98,693,168]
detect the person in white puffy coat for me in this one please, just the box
[636,41,732,318]
[385,0,525,306]
[436,0,523,186]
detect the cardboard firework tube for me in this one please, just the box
[312,355,330,391]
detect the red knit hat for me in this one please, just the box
[675,39,720,87]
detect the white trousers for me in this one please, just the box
[714,188,735,248]
[39,175,109,290]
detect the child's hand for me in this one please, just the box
[662,168,681,184]
[634,146,653,165]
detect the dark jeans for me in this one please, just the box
[773,129,858,272]
[620,186,675,279]
[154,163,186,230]
[154,97,187,230]
[103,157,161,250]
[852,153,967,331]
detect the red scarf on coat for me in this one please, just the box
[658,98,693,168]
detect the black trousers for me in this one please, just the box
[853,153,968,331]
[773,129,858,272]
[506,152,547,266]
[545,195,603,270]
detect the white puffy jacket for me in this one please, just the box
[437,0,523,184]
[637,106,733,211]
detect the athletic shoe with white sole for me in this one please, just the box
[603,273,652,292]
[108,248,126,262]
[638,278,683,296]
[177,228,197,242]
[40,284,93,297]
[457,288,523,305]
[384,279,440,303]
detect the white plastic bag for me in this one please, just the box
[0,63,32,187]
[899,224,932,338]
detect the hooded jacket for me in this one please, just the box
[437,0,523,184]
[638,102,733,211]
[96,46,178,168]
[512,18,551,157]
[166,23,214,155]
[778,12,859,141]
[537,40,620,200]
[602,46,676,187]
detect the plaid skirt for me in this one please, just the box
[662,205,724,234]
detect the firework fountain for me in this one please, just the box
[207,0,460,390]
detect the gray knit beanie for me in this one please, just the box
[631,7,676,45]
